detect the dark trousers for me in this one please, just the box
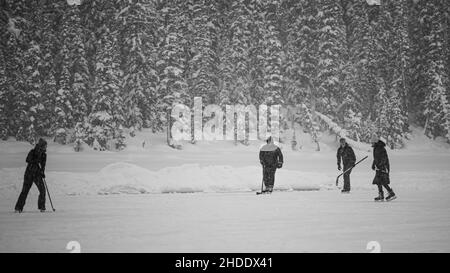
[343,164,352,191]
[15,173,46,211]
[377,184,392,194]
[263,166,277,190]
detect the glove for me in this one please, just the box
[277,162,283,169]
[338,165,341,171]
[371,164,375,171]
[41,172,46,178]
[260,161,264,166]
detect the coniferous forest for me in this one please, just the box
[0,0,449,150]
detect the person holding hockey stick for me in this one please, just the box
[14,138,48,212]
[336,138,356,193]
[259,136,283,194]
[371,135,396,201]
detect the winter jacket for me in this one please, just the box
[337,143,356,167]
[372,140,389,173]
[259,143,283,168]
[25,147,47,177]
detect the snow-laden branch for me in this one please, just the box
[315,111,371,152]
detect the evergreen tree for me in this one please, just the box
[218,0,252,105]
[0,42,7,140]
[55,2,89,133]
[157,0,189,116]
[87,17,125,150]
[261,0,283,105]
[316,0,346,114]
[188,0,219,104]
[420,1,449,141]
[374,80,408,148]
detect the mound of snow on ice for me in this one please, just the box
[402,126,450,152]
[0,163,325,196]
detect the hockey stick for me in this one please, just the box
[43,178,56,212]
[336,156,368,187]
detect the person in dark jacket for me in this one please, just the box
[371,136,396,201]
[14,138,48,212]
[259,136,283,193]
[336,138,356,193]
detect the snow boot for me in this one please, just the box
[385,190,396,202]
[341,189,350,194]
[374,192,384,202]
[14,209,22,213]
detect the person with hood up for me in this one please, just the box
[259,136,283,193]
[14,138,48,212]
[371,135,396,201]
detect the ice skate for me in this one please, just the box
[374,192,384,202]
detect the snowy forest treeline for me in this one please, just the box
[0,0,449,150]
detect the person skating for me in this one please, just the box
[14,138,48,212]
[259,136,283,193]
[371,135,396,202]
[336,138,356,193]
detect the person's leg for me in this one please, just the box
[35,177,46,211]
[377,184,383,193]
[268,168,276,192]
[382,174,396,200]
[263,166,270,190]
[375,184,384,201]
[343,165,352,192]
[383,184,392,192]
[15,174,33,211]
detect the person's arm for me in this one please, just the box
[25,149,37,164]
[259,151,264,166]
[277,148,284,166]
[40,153,47,173]
[350,147,356,164]
[337,148,342,170]
[380,149,389,173]
[371,150,376,170]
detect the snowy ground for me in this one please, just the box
[1,129,450,252]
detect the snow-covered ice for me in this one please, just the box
[0,129,449,252]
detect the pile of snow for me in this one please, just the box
[0,163,325,197]
[402,126,450,152]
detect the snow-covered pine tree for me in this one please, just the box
[261,0,283,105]
[218,0,252,105]
[0,4,9,139]
[423,72,450,141]
[188,0,219,105]
[374,79,408,149]
[316,0,346,115]
[369,0,410,144]
[0,0,32,141]
[0,44,7,140]
[284,0,322,144]
[118,0,159,133]
[87,20,125,151]
[20,40,45,143]
[284,0,305,106]
[343,108,362,142]
[157,0,189,118]
[418,0,450,141]
[345,0,379,118]
[54,2,89,135]
[247,0,266,105]
[447,0,450,99]
[300,103,321,151]
[33,1,59,138]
